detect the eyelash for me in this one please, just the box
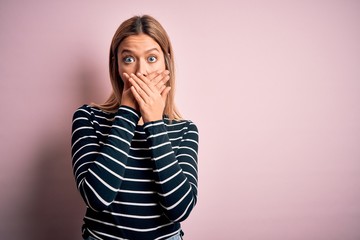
[122,55,158,64]
[148,56,157,62]
[123,56,134,63]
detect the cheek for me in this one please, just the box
[153,60,166,71]
[118,64,132,79]
[118,63,129,74]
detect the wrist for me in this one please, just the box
[121,98,139,111]
[142,114,163,123]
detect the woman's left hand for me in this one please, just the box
[128,71,171,123]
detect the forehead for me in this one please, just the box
[118,34,162,53]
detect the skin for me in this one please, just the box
[117,34,171,124]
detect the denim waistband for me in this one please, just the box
[84,232,182,240]
[165,232,182,240]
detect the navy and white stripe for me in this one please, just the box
[71,105,199,240]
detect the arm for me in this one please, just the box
[71,105,140,211]
[144,120,199,222]
[126,70,199,220]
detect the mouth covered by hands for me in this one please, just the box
[121,70,171,123]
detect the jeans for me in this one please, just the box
[84,232,182,240]
[165,232,182,240]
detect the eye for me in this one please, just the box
[148,56,157,63]
[123,56,135,63]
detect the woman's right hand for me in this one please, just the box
[121,70,170,111]
[121,72,138,110]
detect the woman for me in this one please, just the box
[71,15,199,240]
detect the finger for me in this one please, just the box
[159,84,166,93]
[122,72,135,89]
[161,86,171,102]
[152,70,170,86]
[136,71,168,93]
[128,77,149,102]
[122,72,130,83]
[123,72,130,79]
[130,86,145,105]
[130,73,153,95]
[136,72,151,85]
[146,70,161,81]
[155,74,170,90]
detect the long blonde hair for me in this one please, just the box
[93,15,181,120]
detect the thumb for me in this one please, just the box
[161,87,171,101]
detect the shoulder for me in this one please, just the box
[166,118,199,146]
[73,104,91,116]
[72,104,111,120]
[164,118,199,134]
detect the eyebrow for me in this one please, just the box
[120,47,160,55]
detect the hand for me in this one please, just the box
[121,71,169,111]
[121,73,138,110]
[128,70,171,123]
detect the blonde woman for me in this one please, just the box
[71,15,199,240]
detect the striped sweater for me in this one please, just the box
[71,105,199,240]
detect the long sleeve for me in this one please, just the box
[71,105,140,211]
[143,120,199,222]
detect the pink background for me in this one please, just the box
[1,0,360,239]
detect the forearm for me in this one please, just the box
[144,120,199,221]
[72,106,140,211]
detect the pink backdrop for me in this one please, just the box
[1,0,360,239]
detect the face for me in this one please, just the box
[117,34,166,87]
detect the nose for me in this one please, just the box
[136,59,148,75]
